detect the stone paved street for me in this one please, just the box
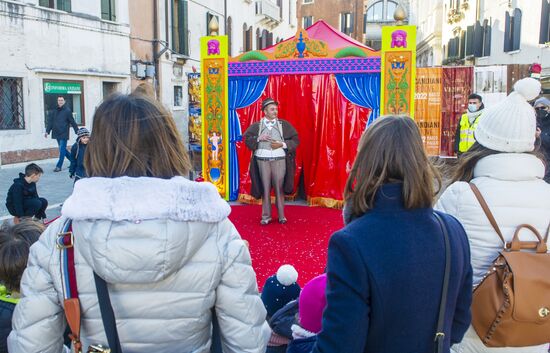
[1,159,73,221]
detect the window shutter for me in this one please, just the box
[465,25,474,56]
[504,11,511,52]
[483,19,491,56]
[58,0,71,12]
[540,0,550,44]
[512,8,521,51]
[473,21,483,57]
[181,0,188,55]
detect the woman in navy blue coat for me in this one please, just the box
[312,116,473,353]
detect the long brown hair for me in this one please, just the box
[449,142,547,183]
[344,115,441,218]
[85,93,191,178]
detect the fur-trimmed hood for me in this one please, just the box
[60,176,232,284]
[62,176,230,222]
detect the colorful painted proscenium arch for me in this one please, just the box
[201,36,229,199]
[380,25,416,118]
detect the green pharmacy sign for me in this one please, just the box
[44,82,82,94]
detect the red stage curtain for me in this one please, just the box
[236,74,370,208]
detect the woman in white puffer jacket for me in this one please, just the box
[436,78,550,353]
[7,93,270,353]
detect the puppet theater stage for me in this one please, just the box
[201,21,418,287]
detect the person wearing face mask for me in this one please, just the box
[454,93,485,156]
[534,97,550,182]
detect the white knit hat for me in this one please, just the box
[474,77,541,152]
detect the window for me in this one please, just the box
[386,1,397,19]
[43,80,85,126]
[468,19,491,57]
[504,8,521,52]
[277,0,283,19]
[0,77,24,130]
[366,1,383,21]
[172,0,189,55]
[207,12,219,36]
[38,0,71,12]
[243,23,253,52]
[366,1,397,22]
[539,0,550,44]
[303,16,313,28]
[101,0,116,21]
[174,86,183,107]
[102,82,119,99]
[303,0,313,3]
[366,39,382,51]
[340,12,353,35]
[227,16,232,55]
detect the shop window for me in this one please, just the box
[101,0,116,21]
[174,86,183,107]
[39,0,71,12]
[0,77,24,130]
[172,0,189,55]
[43,80,84,127]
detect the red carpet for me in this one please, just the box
[229,205,344,290]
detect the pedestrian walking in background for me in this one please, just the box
[313,116,473,353]
[45,96,79,172]
[0,220,43,353]
[69,127,90,182]
[8,93,270,353]
[5,164,48,223]
[455,94,485,156]
[534,97,550,182]
[436,78,550,353]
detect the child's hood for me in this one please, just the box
[59,176,231,284]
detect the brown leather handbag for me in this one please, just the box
[469,183,550,347]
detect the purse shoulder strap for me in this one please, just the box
[94,272,123,353]
[58,219,83,353]
[433,212,451,353]
[469,183,506,244]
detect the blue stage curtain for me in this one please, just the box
[335,73,381,127]
[228,76,268,200]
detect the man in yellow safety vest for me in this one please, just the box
[454,93,485,156]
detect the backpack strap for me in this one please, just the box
[433,213,452,353]
[57,219,83,353]
[469,183,506,244]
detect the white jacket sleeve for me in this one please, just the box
[214,219,271,353]
[8,222,67,353]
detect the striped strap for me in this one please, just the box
[58,219,82,353]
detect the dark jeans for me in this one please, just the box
[7,198,48,219]
[56,139,70,169]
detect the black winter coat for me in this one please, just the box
[69,142,87,178]
[46,105,78,140]
[0,300,15,353]
[270,300,298,339]
[5,173,39,217]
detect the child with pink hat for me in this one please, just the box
[287,273,327,353]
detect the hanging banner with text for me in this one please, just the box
[415,67,442,156]
[201,36,229,199]
[440,67,473,157]
[380,25,417,118]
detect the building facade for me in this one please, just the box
[410,0,550,86]
[0,0,131,165]
[410,0,444,66]
[298,0,409,49]
[127,0,297,150]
